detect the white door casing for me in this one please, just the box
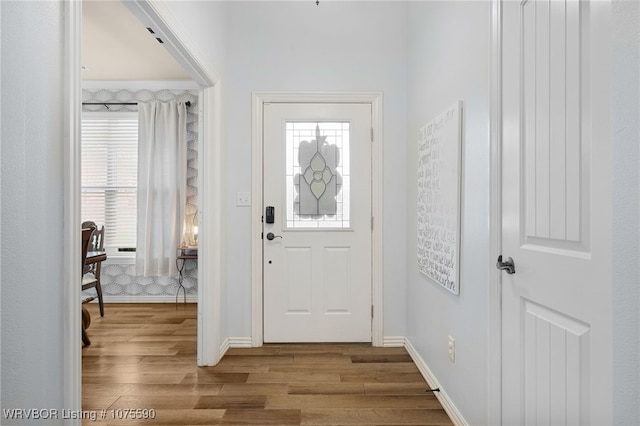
[500,0,613,424]
[262,103,373,342]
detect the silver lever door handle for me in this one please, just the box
[496,255,516,274]
[266,232,282,241]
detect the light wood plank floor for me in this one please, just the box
[82,303,453,425]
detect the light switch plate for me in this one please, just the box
[236,192,251,206]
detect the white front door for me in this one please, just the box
[262,103,372,343]
[500,0,613,424]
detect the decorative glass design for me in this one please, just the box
[286,122,350,229]
[299,125,339,215]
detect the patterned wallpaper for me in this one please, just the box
[82,88,199,301]
[100,262,198,300]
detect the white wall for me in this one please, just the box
[159,0,228,80]
[222,1,408,339]
[406,2,491,424]
[1,1,67,422]
[159,0,409,343]
[612,0,640,424]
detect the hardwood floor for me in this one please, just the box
[82,303,453,425]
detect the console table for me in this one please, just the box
[176,247,197,304]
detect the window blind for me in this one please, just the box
[81,112,138,252]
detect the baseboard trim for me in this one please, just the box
[229,337,253,348]
[382,336,406,347]
[218,338,230,360]
[99,295,198,303]
[404,338,468,426]
[219,337,253,360]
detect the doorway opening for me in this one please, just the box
[66,0,223,411]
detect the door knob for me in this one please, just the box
[496,255,516,274]
[266,232,282,241]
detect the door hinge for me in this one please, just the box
[371,216,374,230]
[371,305,374,318]
[371,127,374,142]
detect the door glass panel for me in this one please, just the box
[286,122,350,229]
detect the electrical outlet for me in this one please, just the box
[448,335,456,363]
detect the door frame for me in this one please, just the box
[488,0,503,424]
[63,0,83,414]
[251,92,384,347]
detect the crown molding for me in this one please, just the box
[82,80,199,91]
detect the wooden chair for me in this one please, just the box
[81,226,97,346]
[81,220,105,317]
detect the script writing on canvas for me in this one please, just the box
[417,102,462,295]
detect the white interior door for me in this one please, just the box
[500,0,612,424]
[263,103,372,343]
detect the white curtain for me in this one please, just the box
[136,102,187,277]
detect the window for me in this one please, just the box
[81,112,138,255]
[285,121,350,229]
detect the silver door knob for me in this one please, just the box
[496,255,516,274]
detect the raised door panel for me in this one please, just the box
[522,0,586,250]
[523,301,590,425]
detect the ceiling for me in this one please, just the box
[82,0,192,81]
